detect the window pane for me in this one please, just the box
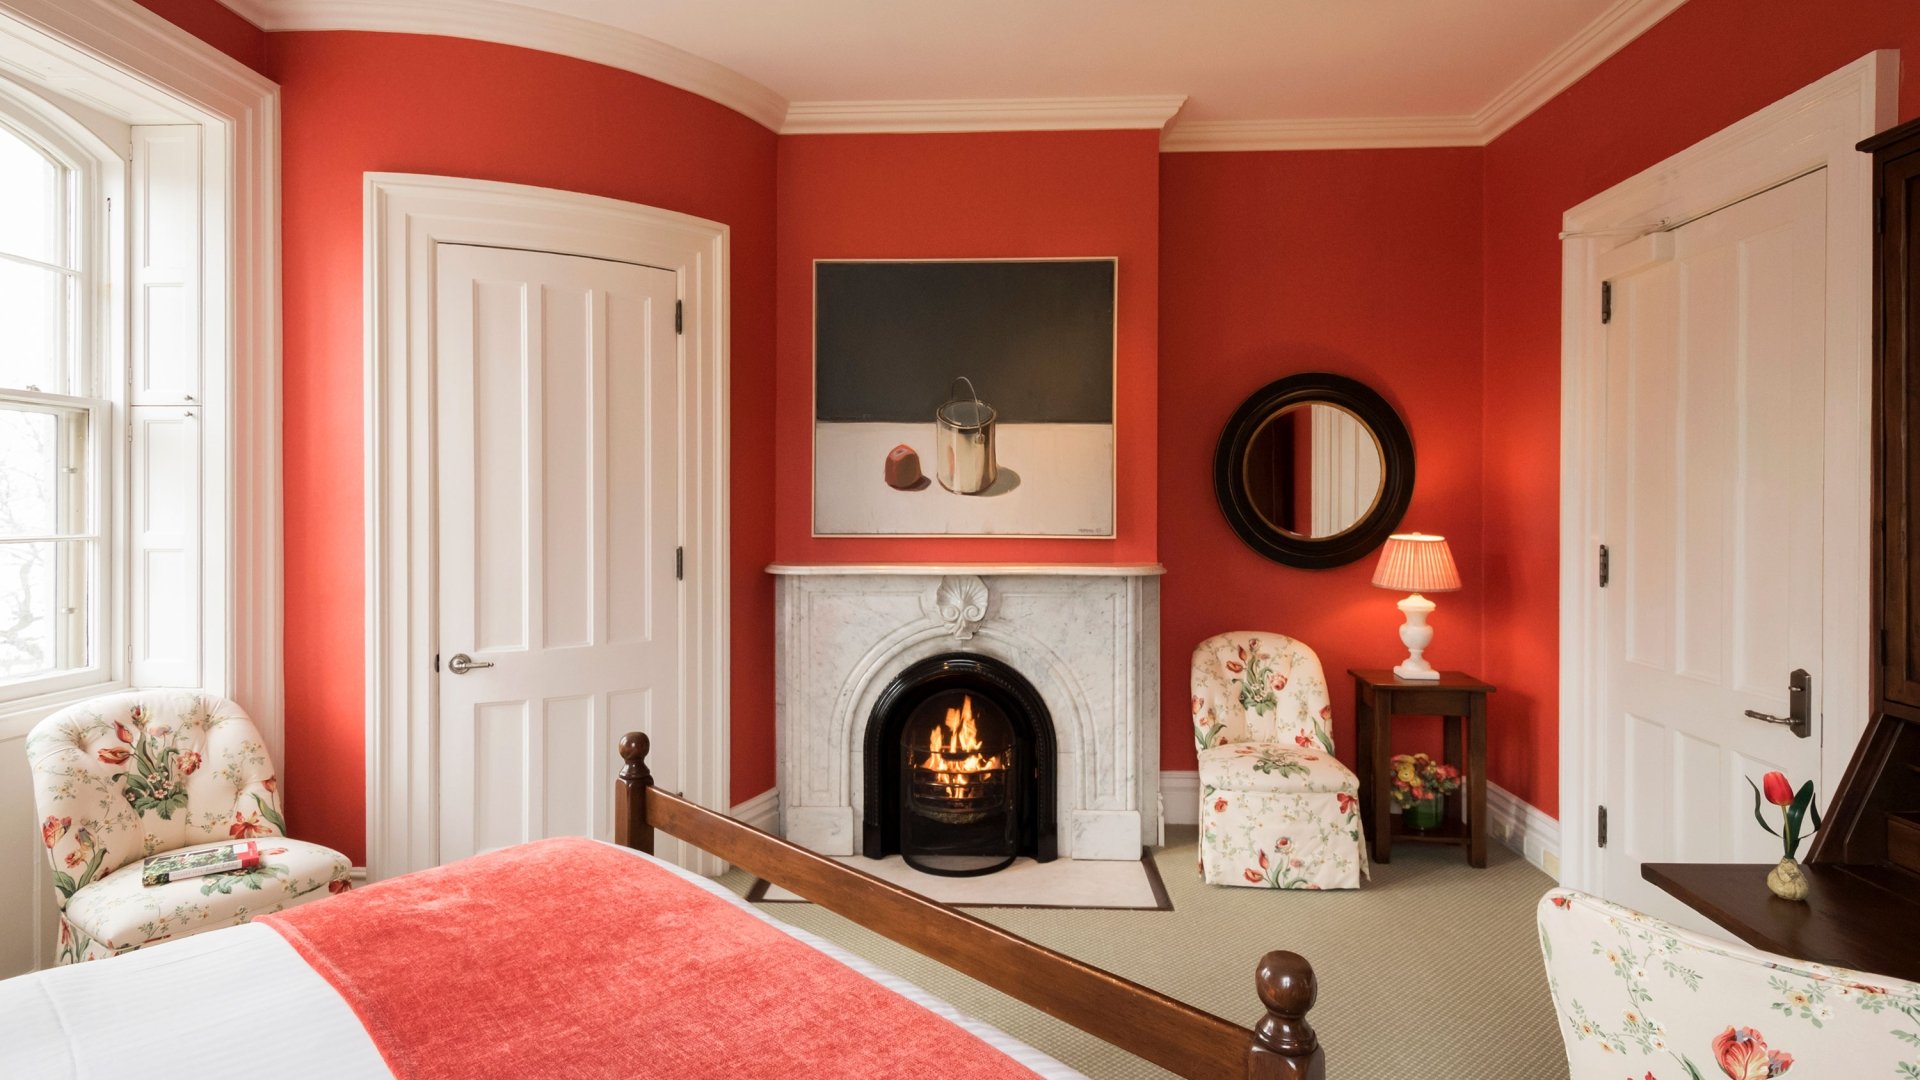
[0,123,61,266]
[0,539,88,682]
[0,402,87,538]
[0,260,68,392]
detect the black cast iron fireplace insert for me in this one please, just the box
[862,654,1057,876]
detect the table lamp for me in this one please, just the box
[1371,533,1460,681]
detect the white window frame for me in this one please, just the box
[0,78,125,710]
[0,0,280,748]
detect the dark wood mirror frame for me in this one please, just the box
[1214,373,1414,569]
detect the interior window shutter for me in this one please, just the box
[128,125,203,688]
[129,125,201,405]
[129,407,201,687]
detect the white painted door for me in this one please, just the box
[1599,171,1827,926]
[433,243,690,867]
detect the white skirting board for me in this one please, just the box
[731,787,782,834]
[1156,771,1561,881]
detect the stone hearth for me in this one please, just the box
[771,565,1162,860]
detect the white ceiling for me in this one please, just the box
[217,0,1690,147]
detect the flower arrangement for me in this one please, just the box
[1747,770,1822,859]
[1389,752,1460,808]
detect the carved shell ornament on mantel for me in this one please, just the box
[930,575,991,639]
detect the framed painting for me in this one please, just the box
[812,258,1117,538]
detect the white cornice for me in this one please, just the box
[219,0,789,130]
[1160,115,1482,153]
[782,94,1187,135]
[1472,0,1691,141]
[217,0,1687,149]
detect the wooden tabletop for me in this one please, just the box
[1642,862,1920,983]
[1347,669,1496,691]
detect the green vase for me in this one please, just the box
[1405,795,1445,831]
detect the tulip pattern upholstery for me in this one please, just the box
[1192,632,1366,890]
[28,691,351,964]
[1538,887,1920,1078]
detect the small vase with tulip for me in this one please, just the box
[1747,770,1822,902]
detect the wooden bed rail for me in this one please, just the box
[617,732,1325,1079]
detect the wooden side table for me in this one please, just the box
[1348,669,1494,868]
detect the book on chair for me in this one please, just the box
[142,840,262,886]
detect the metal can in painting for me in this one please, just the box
[935,376,997,495]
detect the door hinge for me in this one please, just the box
[1600,280,1613,325]
[1598,544,1610,588]
[433,653,440,673]
[675,546,684,581]
[1597,805,1609,848]
[674,299,683,335]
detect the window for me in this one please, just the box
[0,108,109,702]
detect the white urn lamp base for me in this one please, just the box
[1392,593,1442,681]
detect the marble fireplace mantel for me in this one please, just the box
[770,563,1162,861]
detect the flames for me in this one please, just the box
[921,695,1003,797]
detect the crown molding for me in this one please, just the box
[1161,0,1687,152]
[1472,0,1690,141]
[217,0,788,129]
[1160,114,1482,153]
[217,0,1685,149]
[781,94,1186,135]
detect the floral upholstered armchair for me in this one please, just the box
[1538,888,1920,1078]
[1192,632,1366,889]
[27,691,352,964]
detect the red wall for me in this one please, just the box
[1481,0,1920,817]
[134,0,267,74]
[263,32,778,862]
[1159,149,1486,772]
[773,130,1161,564]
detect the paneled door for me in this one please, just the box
[1599,171,1828,927]
[433,243,689,867]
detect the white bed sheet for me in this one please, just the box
[0,845,1087,1079]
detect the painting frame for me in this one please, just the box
[810,256,1120,539]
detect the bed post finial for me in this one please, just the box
[616,731,655,855]
[1246,950,1324,1079]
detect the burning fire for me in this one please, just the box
[922,695,1003,797]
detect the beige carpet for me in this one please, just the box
[720,827,1568,1080]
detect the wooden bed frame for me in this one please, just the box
[615,732,1326,1079]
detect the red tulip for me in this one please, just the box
[98,747,130,766]
[1761,772,1795,807]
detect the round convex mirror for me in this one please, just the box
[1214,373,1414,569]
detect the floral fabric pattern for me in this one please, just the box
[58,839,351,964]
[1192,632,1365,890]
[28,691,351,964]
[1538,888,1920,1079]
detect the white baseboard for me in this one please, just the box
[1156,771,1560,879]
[1486,782,1561,880]
[731,786,782,834]
[1160,771,1200,826]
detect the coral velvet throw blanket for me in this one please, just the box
[260,838,1041,1079]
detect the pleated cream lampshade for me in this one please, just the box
[1371,533,1459,680]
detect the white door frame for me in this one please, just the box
[1557,52,1896,892]
[364,174,730,881]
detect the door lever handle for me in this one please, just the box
[1742,668,1811,739]
[446,653,493,675]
